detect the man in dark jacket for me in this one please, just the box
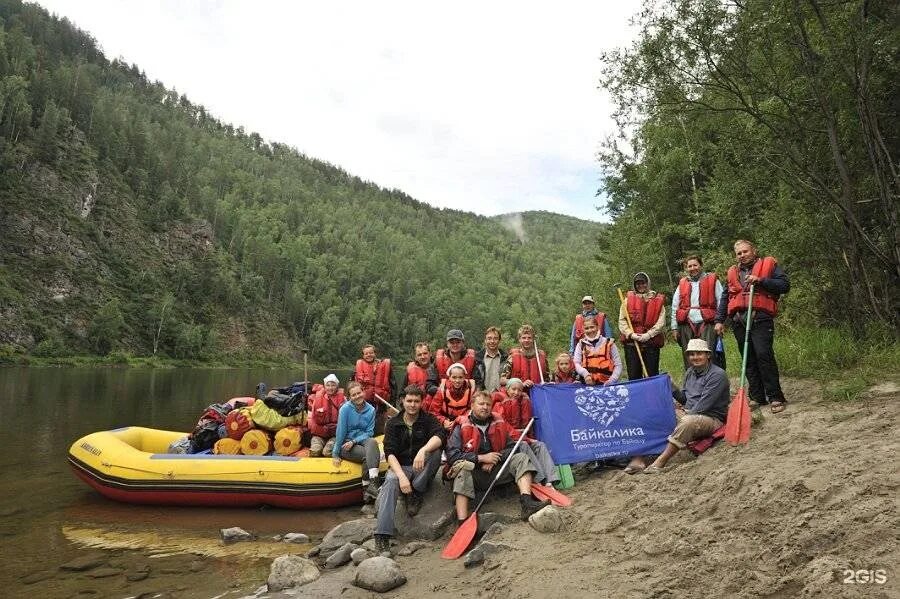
[644,339,730,473]
[715,239,790,413]
[373,385,445,554]
[473,326,507,392]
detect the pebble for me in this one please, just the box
[324,543,357,568]
[220,526,253,544]
[283,532,310,544]
[354,556,407,593]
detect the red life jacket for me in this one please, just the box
[727,257,779,317]
[405,361,429,390]
[457,414,511,454]
[308,388,345,438]
[621,292,666,348]
[354,358,392,404]
[675,274,719,324]
[579,337,616,383]
[432,379,475,421]
[552,366,578,383]
[495,395,533,431]
[573,312,607,345]
[509,348,548,383]
[434,348,476,380]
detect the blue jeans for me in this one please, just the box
[374,451,441,536]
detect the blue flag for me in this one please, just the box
[530,375,676,464]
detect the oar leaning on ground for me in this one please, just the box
[441,418,535,559]
[725,285,754,445]
[374,393,400,416]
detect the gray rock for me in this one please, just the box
[282,533,310,544]
[125,571,149,582]
[220,526,253,544]
[360,503,377,516]
[476,511,518,534]
[391,477,456,540]
[86,567,124,578]
[266,555,320,592]
[361,538,378,551]
[528,506,564,533]
[353,556,407,593]
[306,544,321,557]
[463,547,485,568]
[189,560,205,572]
[351,546,372,565]
[464,541,511,568]
[396,541,430,556]
[60,554,107,572]
[481,522,505,542]
[319,519,374,554]
[324,542,357,568]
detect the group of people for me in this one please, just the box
[308,239,790,552]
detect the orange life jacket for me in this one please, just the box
[434,348,476,380]
[432,379,475,421]
[354,358,392,404]
[579,337,616,383]
[676,274,719,324]
[308,389,345,438]
[727,257,779,317]
[622,292,666,348]
[574,312,607,344]
[509,347,548,383]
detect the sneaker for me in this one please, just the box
[363,481,381,504]
[406,492,424,517]
[519,494,551,521]
[374,534,391,555]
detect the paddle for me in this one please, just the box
[725,285,754,445]
[530,482,572,507]
[374,393,400,416]
[535,334,575,490]
[441,418,535,560]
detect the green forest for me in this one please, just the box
[0,0,897,378]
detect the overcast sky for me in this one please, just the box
[36,1,640,222]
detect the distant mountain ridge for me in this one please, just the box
[0,0,605,363]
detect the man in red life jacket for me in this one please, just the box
[570,295,613,354]
[474,326,507,392]
[715,240,790,413]
[445,391,550,524]
[500,324,549,390]
[351,344,395,434]
[401,342,439,399]
[434,329,480,387]
[671,255,725,370]
[308,373,346,457]
[618,272,666,380]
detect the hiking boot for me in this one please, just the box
[374,534,391,555]
[519,494,551,521]
[363,481,381,504]
[406,491,424,517]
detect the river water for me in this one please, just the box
[0,366,357,599]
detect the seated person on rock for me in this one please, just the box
[373,385,445,554]
[445,391,550,523]
[429,363,476,430]
[493,378,559,486]
[644,339,730,474]
[308,373,346,457]
[573,315,622,386]
[332,381,383,502]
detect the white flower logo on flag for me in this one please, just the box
[573,385,630,426]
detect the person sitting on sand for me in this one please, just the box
[333,381,383,502]
[373,385,445,554]
[493,378,559,486]
[445,391,550,523]
[308,373,346,457]
[644,339,730,474]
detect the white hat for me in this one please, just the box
[446,362,468,377]
[324,373,340,384]
[581,295,595,303]
[684,339,712,353]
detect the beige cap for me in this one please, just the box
[685,339,712,353]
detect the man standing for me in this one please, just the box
[644,339,730,473]
[445,391,550,523]
[618,272,666,379]
[373,385,445,554]
[671,255,724,370]
[351,344,395,407]
[570,295,612,353]
[401,342,439,399]
[474,326,507,392]
[500,324,549,390]
[715,240,790,413]
[434,330,479,387]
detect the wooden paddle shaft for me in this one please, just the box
[374,393,399,414]
[616,285,649,378]
[471,418,535,514]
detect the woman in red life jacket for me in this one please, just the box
[550,352,579,383]
[308,373,346,457]
[493,379,559,486]
[429,363,475,430]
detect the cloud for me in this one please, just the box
[37,0,640,222]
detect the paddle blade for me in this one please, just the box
[441,513,478,559]
[531,483,572,507]
[724,388,751,446]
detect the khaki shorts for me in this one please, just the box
[668,412,722,449]
[451,453,536,499]
[309,436,335,457]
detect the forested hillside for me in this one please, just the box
[0,0,606,364]
[596,0,898,333]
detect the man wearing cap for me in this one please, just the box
[434,329,480,388]
[474,326,507,392]
[308,374,346,457]
[643,339,730,473]
[618,272,666,380]
[570,295,612,354]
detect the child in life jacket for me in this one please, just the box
[492,379,558,485]
[550,352,580,383]
[573,315,622,386]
